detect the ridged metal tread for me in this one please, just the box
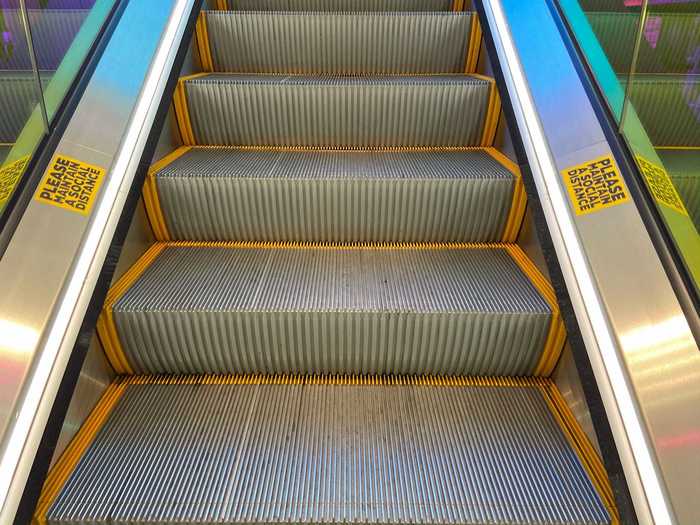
[203,11,473,74]
[181,74,494,147]
[657,149,700,230]
[588,12,700,74]
[220,0,453,11]
[622,74,700,147]
[109,244,553,376]
[0,72,50,143]
[0,9,88,70]
[150,147,518,242]
[45,379,611,524]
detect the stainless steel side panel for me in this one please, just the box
[0,0,196,521]
[481,1,700,524]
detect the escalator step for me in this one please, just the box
[217,0,453,12]
[0,145,10,165]
[176,74,498,147]
[657,149,700,230]
[588,12,700,75]
[0,72,50,143]
[98,244,565,377]
[622,74,700,147]
[199,11,477,75]
[39,376,614,525]
[0,9,88,70]
[146,147,525,243]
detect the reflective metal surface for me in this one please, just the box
[482,1,700,523]
[0,0,196,521]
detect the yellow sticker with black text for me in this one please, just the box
[561,155,630,215]
[0,155,29,207]
[635,155,688,216]
[35,155,105,215]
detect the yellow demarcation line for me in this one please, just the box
[96,244,168,374]
[173,73,208,146]
[538,380,620,525]
[32,381,128,525]
[195,13,214,72]
[470,74,501,147]
[142,147,192,240]
[451,0,464,12]
[216,0,228,9]
[486,147,527,242]
[505,245,566,376]
[465,14,482,74]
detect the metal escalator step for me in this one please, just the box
[218,0,453,11]
[199,11,477,75]
[40,376,614,525]
[588,12,700,75]
[622,74,700,147]
[146,147,525,243]
[0,10,88,70]
[98,243,565,377]
[0,72,50,143]
[657,149,700,230]
[176,74,499,148]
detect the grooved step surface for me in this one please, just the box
[47,381,611,524]
[113,245,552,376]
[0,10,88,70]
[221,0,453,11]
[182,74,493,147]
[623,74,700,147]
[588,12,700,74]
[153,148,516,242]
[658,149,700,230]
[0,73,50,142]
[205,11,473,74]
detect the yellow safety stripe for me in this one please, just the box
[173,73,208,146]
[538,380,620,525]
[32,382,128,525]
[469,74,500,146]
[216,0,228,9]
[485,147,527,242]
[194,144,503,152]
[195,13,214,72]
[505,245,566,376]
[465,14,482,73]
[451,0,464,12]
[96,244,168,374]
[142,147,192,240]
[119,373,546,387]
[163,240,514,250]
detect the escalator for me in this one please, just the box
[12,1,636,524]
[582,0,700,231]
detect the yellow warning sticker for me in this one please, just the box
[636,155,688,216]
[35,155,105,215]
[561,155,630,215]
[0,155,29,207]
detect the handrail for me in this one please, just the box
[0,0,197,521]
[479,1,700,524]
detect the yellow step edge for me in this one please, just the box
[465,13,482,74]
[143,147,193,241]
[538,382,620,525]
[96,244,168,374]
[504,244,566,376]
[485,147,527,242]
[173,73,208,146]
[32,382,128,525]
[216,0,228,9]
[195,12,214,72]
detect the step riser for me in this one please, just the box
[45,380,611,525]
[100,245,561,377]
[180,76,497,147]
[221,0,454,11]
[149,148,523,243]
[203,12,475,75]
